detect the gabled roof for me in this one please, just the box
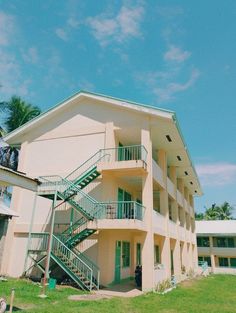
[4,90,174,144]
[3,90,202,195]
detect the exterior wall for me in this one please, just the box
[0,218,8,273]
[3,97,199,290]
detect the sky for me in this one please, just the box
[0,0,236,213]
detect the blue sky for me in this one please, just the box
[1,0,236,213]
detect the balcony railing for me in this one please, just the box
[100,145,147,163]
[95,201,145,221]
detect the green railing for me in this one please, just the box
[65,150,110,183]
[100,145,147,163]
[51,234,96,290]
[29,233,49,251]
[95,201,145,221]
[198,261,208,271]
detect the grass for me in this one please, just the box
[1,275,236,313]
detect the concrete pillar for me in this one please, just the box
[209,236,216,272]
[141,123,154,291]
[173,239,181,278]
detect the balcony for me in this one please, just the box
[152,159,164,188]
[212,247,236,257]
[153,210,166,236]
[177,189,183,207]
[179,226,186,241]
[169,220,178,239]
[197,246,211,255]
[97,145,147,175]
[167,177,175,199]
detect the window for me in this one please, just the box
[215,237,235,248]
[154,245,160,264]
[197,237,210,247]
[122,241,130,267]
[230,258,236,268]
[136,243,141,265]
[168,199,172,221]
[219,257,229,267]
[198,256,211,266]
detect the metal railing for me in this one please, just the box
[29,233,49,251]
[100,145,147,163]
[51,234,95,290]
[198,260,208,271]
[65,150,110,183]
[95,201,145,221]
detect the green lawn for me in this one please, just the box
[1,275,236,313]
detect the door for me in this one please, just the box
[136,243,141,266]
[115,241,121,283]
[117,188,132,218]
[171,249,174,275]
[117,188,123,218]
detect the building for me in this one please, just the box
[1,91,202,291]
[0,165,38,272]
[196,220,236,274]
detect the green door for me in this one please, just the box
[136,243,141,265]
[171,249,174,275]
[115,241,121,283]
[118,188,123,218]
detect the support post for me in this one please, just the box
[23,192,38,274]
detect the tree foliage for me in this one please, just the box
[195,202,234,220]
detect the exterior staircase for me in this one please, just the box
[30,146,145,291]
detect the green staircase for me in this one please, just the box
[51,235,98,290]
[36,150,109,290]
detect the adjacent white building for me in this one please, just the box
[196,220,236,274]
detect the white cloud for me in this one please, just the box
[55,28,68,41]
[67,17,80,28]
[196,163,236,186]
[0,11,14,46]
[153,68,200,101]
[164,45,191,63]
[87,4,144,46]
[0,49,31,97]
[22,47,39,64]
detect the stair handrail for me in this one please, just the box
[65,150,111,182]
[52,234,94,288]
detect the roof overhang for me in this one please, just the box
[0,200,19,217]
[0,165,39,192]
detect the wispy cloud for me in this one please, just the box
[0,11,31,98]
[164,45,191,63]
[196,163,236,186]
[55,28,68,41]
[87,4,144,46]
[22,47,39,64]
[153,68,200,101]
[0,11,15,46]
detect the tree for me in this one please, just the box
[195,212,204,220]
[0,96,41,132]
[0,96,41,170]
[201,202,234,220]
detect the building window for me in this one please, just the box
[199,256,211,267]
[197,237,210,247]
[230,258,236,268]
[215,237,235,248]
[154,245,160,264]
[136,243,141,266]
[168,199,172,220]
[219,257,229,267]
[122,241,130,267]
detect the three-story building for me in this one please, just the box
[1,91,202,291]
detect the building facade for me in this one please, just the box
[196,220,236,274]
[1,92,202,291]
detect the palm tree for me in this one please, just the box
[204,203,219,220]
[216,202,233,220]
[0,96,41,132]
[204,202,234,220]
[0,96,41,170]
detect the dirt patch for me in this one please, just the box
[68,294,112,301]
